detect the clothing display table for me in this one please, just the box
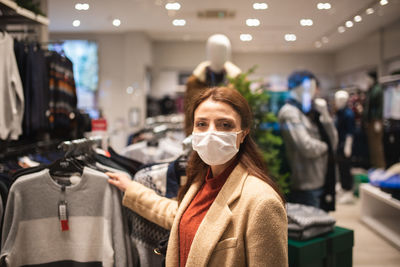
[288,226,354,267]
[360,183,400,249]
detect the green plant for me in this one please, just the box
[229,66,290,194]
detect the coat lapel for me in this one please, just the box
[186,163,248,266]
[166,178,203,267]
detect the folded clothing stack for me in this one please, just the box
[287,203,336,241]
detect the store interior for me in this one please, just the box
[1,0,400,266]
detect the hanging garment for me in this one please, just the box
[1,167,134,267]
[0,33,24,140]
[46,51,78,134]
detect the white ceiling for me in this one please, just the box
[48,0,400,53]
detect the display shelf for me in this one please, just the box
[0,0,49,26]
[360,183,400,249]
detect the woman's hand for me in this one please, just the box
[106,172,132,192]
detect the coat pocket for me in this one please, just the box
[214,237,237,252]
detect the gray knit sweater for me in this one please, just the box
[1,167,134,267]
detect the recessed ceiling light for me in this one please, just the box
[246,18,260,27]
[322,36,329,43]
[253,3,268,10]
[126,86,134,94]
[315,41,322,48]
[338,26,346,33]
[317,3,331,10]
[300,19,313,26]
[75,3,89,11]
[284,34,296,42]
[354,15,362,22]
[172,19,186,26]
[345,20,354,28]
[165,2,181,10]
[113,19,121,27]
[366,8,375,15]
[72,20,81,27]
[380,0,389,6]
[240,34,253,42]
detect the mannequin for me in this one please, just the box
[334,90,356,204]
[278,70,338,211]
[184,34,241,135]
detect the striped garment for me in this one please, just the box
[1,167,134,267]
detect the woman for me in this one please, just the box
[107,86,288,267]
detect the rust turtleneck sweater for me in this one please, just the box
[179,162,236,267]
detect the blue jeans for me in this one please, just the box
[288,188,324,208]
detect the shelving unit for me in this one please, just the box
[360,183,400,249]
[0,0,49,26]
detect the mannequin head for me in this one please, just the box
[334,90,349,110]
[288,70,318,113]
[206,34,232,72]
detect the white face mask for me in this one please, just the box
[192,131,242,166]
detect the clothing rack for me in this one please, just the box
[0,139,62,160]
[379,74,400,85]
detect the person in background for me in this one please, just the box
[278,70,338,211]
[107,86,288,267]
[334,90,356,204]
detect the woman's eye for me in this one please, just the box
[195,121,207,127]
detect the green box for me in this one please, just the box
[289,235,327,267]
[288,226,354,267]
[325,226,354,267]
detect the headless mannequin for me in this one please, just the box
[290,78,330,121]
[334,90,355,202]
[184,34,241,135]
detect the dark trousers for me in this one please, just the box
[337,151,353,191]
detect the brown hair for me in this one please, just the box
[178,86,285,203]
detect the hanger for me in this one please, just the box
[48,141,84,178]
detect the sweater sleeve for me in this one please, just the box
[1,185,20,264]
[123,181,178,230]
[246,197,288,267]
[109,186,135,267]
[279,107,328,158]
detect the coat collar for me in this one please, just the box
[166,163,248,266]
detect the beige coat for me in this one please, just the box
[123,163,288,267]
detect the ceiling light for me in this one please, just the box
[165,2,181,10]
[75,3,89,11]
[246,18,260,27]
[345,20,354,28]
[317,3,331,10]
[113,19,121,27]
[240,34,253,42]
[366,8,375,15]
[322,36,329,43]
[172,19,186,26]
[284,34,296,42]
[72,20,81,27]
[380,0,389,6]
[126,87,134,94]
[354,15,362,22]
[315,41,322,48]
[300,19,313,26]
[253,3,268,10]
[338,26,346,33]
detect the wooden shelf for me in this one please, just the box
[0,0,49,26]
[360,183,400,249]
